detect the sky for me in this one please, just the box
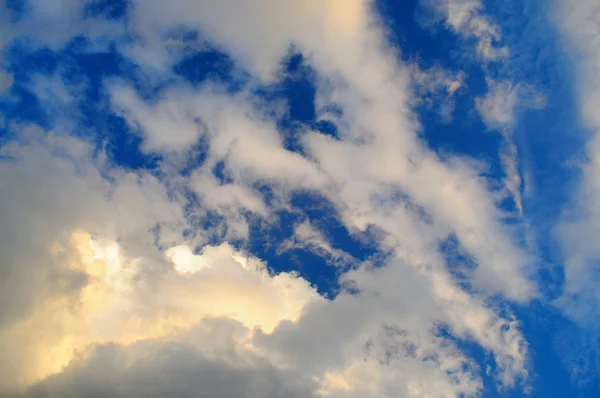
[0,0,599,397]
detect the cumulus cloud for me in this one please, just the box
[14,320,315,398]
[0,131,185,386]
[0,130,528,397]
[0,131,320,389]
[0,0,538,396]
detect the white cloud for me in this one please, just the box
[1,115,530,398]
[160,242,322,334]
[420,3,544,223]
[0,0,539,396]
[278,221,358,269]
[553,0,600,327]
[119,1,533,388]
[420,0,508,60]
[550,0,600,386]
[0,0,124,51]
[257,255,527,395]
[0,131,320,390]
[110,84,204,153]
[475,80,523,214]
[475,77,546,218]
[0,130,526,397]
[0,130,186,387]
[476,80,545,131]
[476,80,520,130]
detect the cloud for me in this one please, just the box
[420,0,508,60]
[0,130,528,397]
[476,80,546,132]
[475,76,547,217]
[0,131,320,389]
[411,65,466,122]
[257,254,527,395]
[13,320,315,398]
[278,221,358,268]
[110,84,205,154]
[0,0,125,51]
[0,0,539,396]
[0,130,186,386]
[476,80,520,130]
[551,0,600,386]
[124,0,370,82]
[476,80,523,214]
[553,0,600,326]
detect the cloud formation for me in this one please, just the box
[0,131,527,396]
[420,0,508,60]
[0,131,320,389]
[553,0,600,328]
[0,33,13,93]
[0,0,554,396]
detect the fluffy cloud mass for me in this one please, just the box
[0,131,526,396]
[1,0,597,397]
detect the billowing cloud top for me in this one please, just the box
[0,0,599,397]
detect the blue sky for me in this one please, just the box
[1,0,599,397]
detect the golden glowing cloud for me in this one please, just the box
[0,231,319,389]
[323,0,365,36]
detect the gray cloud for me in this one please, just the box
[14,320,314,398]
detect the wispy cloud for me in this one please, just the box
[553,0,600,325]
[550,0,600,387]
[420,0,508,60]
[0,34,13,93]
[475,79,545,216]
